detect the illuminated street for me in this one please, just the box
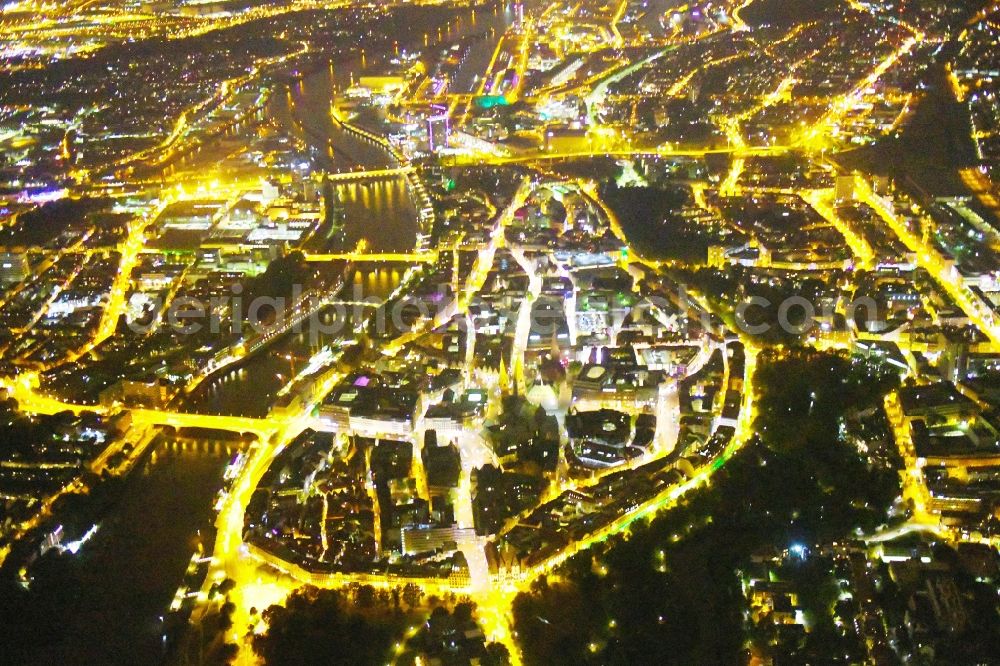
[3,0,1000,664]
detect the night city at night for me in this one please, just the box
[2,0,1000,664]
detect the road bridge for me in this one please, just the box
[131,409,278,436]
[444,144,789,167]
[324,167,413,182]
[303,252,437,263]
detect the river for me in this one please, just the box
[181,4,517,419]
[7,5,519,665]
[182,286,396,418]
[17,438,234,665]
